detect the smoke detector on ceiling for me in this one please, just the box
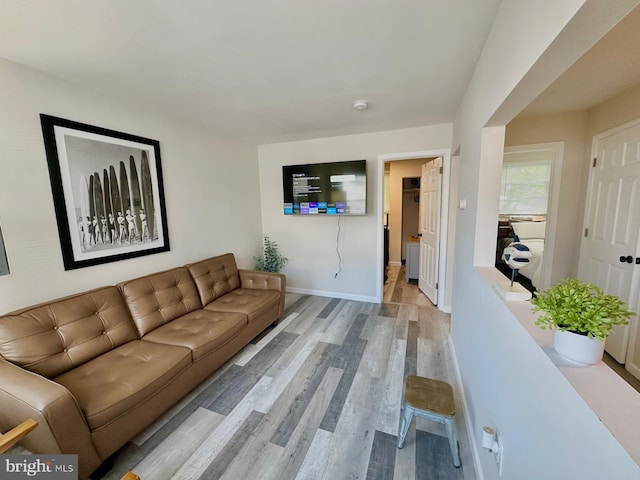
[353,100,368,111]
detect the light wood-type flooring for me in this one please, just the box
[94,266,477,480]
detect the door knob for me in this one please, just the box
[620,255,633,263]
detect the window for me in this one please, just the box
[499,160,551,215]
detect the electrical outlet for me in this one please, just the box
[494,430,503,475]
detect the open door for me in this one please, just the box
[579,122,640,366]
[418,158,442,304]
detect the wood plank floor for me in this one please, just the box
[94,266,477,480]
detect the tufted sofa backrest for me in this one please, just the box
[186,253,241,306]
[118,267,202,336]
[0,286,138,378]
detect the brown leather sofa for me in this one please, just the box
[0,253,285,479]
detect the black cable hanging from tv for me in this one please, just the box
[334,215,343,278]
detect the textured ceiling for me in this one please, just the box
[0,0,502,144]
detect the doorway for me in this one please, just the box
[401,176,420,264]
[377,149,451,310]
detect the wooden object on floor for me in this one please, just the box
[0,418,38,454]
[397,375,461,467]
[0,420,139,479]
[93,294,474,479]
[121,472,141,480]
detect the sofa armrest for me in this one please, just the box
[0,360,101,467]
[238,270,286,317]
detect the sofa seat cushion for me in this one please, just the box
[141,309,247,361]
[54,340,191,431]
[204,288,281,323]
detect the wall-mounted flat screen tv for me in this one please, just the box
[282,160,366,215]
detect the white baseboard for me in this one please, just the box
[448,335,484,480]
[286,286,379,303]
[441,305,452,314]
[388,261,402,267]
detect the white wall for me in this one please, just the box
[258,124,452,301]
[505,81,640,285]
[587,81,640,137]
[505,111,589,281]
[388,158,427,264]
[451,1,640,479]
[0,58,262,314]
[444,155,460,310]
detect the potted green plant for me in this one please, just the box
[254,234,288,273]
[531,278,634,364]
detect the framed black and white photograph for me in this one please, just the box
[40,114,170,270]
[0,221,9,276]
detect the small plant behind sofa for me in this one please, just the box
[254,234,288,272]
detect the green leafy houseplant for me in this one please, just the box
[531,278,634,341]
[254,235,288,273]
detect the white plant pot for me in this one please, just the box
[553,329,605,365]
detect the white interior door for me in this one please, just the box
[418,158,441,304]
[579,122,640,366]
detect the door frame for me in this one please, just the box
[377,149,451,310]
[503,142,564,290]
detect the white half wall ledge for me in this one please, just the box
[478,266,640,465]
[286,286,379,304]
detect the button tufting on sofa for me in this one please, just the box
[0,252,285,480]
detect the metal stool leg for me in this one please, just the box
[444,416,461,467]
[397,404,414,448]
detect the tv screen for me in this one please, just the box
[282,160,366,215]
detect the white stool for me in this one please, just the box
[397,375,461,467]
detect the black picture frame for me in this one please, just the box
[0,221,9,276]
[40,114,170,270]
